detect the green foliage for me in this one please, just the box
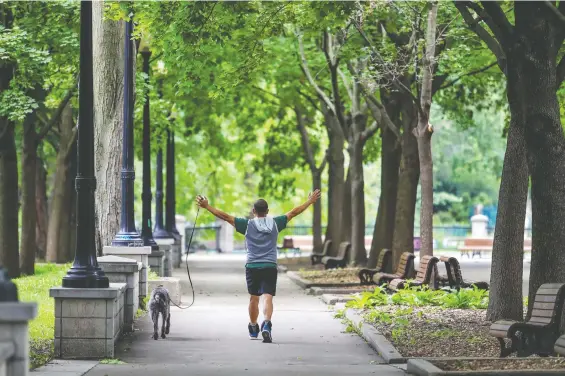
[147,268,159,281]
[13,263,71,369]
[346,284,489,310]
[100,358,126,365]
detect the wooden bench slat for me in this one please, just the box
[535,295,559,303]
[532,302,558,310]
[528,317,553,324]
[531,309,556,318]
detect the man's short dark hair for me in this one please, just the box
[253,199,269,215]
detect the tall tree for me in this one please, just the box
[92,1,125,254]
[457,1,565,319]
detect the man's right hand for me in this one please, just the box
[195,195,209,209]
[308,189,322,204]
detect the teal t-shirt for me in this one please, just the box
[235,215,288,269]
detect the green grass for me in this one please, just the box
[13,263,71,370]
[147,268,159,281]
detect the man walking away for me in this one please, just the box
[195,190,321,343]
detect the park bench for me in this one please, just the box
[311,240,332,265]
[554,334,565,356]
[358,249,392,285]
[277,236,301,257]
[388,255,440,291]
[489,283,565,357]
[373,252,415,286]
[439,256,489,290]
[321,242,350,269]
[458,238,493,258]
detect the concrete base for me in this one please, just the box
[103,246,152,307]
[97,256,141,332]
[154,239,174,277]
[171,235,182,269]
[50,283,126,359]
[0,302,37,376]
[147,278,181,306]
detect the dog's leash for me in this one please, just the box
[169,205,200,310]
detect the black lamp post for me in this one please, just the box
[63,0,109,288]
[165,130,180,238]
[0,268,17,302]
[140,49,157,247]
[112,17,143,247]
[154,132,172,239]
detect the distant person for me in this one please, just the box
[195,190,321,343]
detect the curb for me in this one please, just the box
[277,264,288,273]
[321,294,356,305]
[406,358,565,376]
[344,309,405,364]
[309,286,369,295]
[286,271,312,288]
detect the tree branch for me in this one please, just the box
[362,89,401,140]
[543,1,565,26]
[455,1,506,73]
[439,61,498,90]
[479,1,514,45]
[296,88,322,113]
[316,151,328,173]
[295,106,317,172]
[36,86,77,141]
[361,121,379,143]
[298,34,336,114]
[338,68,354,104]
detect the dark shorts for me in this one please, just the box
[245,267,278,296]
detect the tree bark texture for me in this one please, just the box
[415,1,438,259]
[295,106,326,253]
[46,104,76,263]
[35,157,48,260]
[486,102,528,321]
[324,110,346,257]
[391,96,419,270]
[368,125,401,268]
[342,168,352,247]
[93,2,125,255]
[512,3,565,317]
[20,113,38,275]
[0,122,19,277]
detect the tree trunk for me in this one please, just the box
[349,135,367,266]
[513,5,565,317]
[391,99,419,270]
[342,168,352,246]
[486,100,528,321]
[415,1,438,259]
[0,122,19,277]
[20,116,38,275]
[368,126,401,268]
[63,142,77,262]
[324,112,345,256]
[35,156,48,261]
[46,105,75,263]
[93,2,125,254]
[312,170,323,252]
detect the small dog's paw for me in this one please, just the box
[153,333,158,340]
[165,328,170,334]
[161,333,166,339]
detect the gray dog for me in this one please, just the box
[149,286,171,340]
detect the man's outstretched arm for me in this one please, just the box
[285,189,322,222]
[195,195,235,227]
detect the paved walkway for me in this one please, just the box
[82,255,405,375]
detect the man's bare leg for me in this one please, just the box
[249,295,260,324]
[263,293,273,321]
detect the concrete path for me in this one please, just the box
[83,255,405,376]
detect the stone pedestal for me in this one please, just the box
[97,256,141,332]
[154,239,173,277]
[0,302,37,376]
[176,215,186,256]
[148,278,181,306]
[103,246,152,307]
[219,220,234,253]
[50,283,126,359]
[171,235,182,269]
[148,247,165,277]
[471,214,489,237]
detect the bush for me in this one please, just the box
[345,284,489,310]
[13,263,71,369]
